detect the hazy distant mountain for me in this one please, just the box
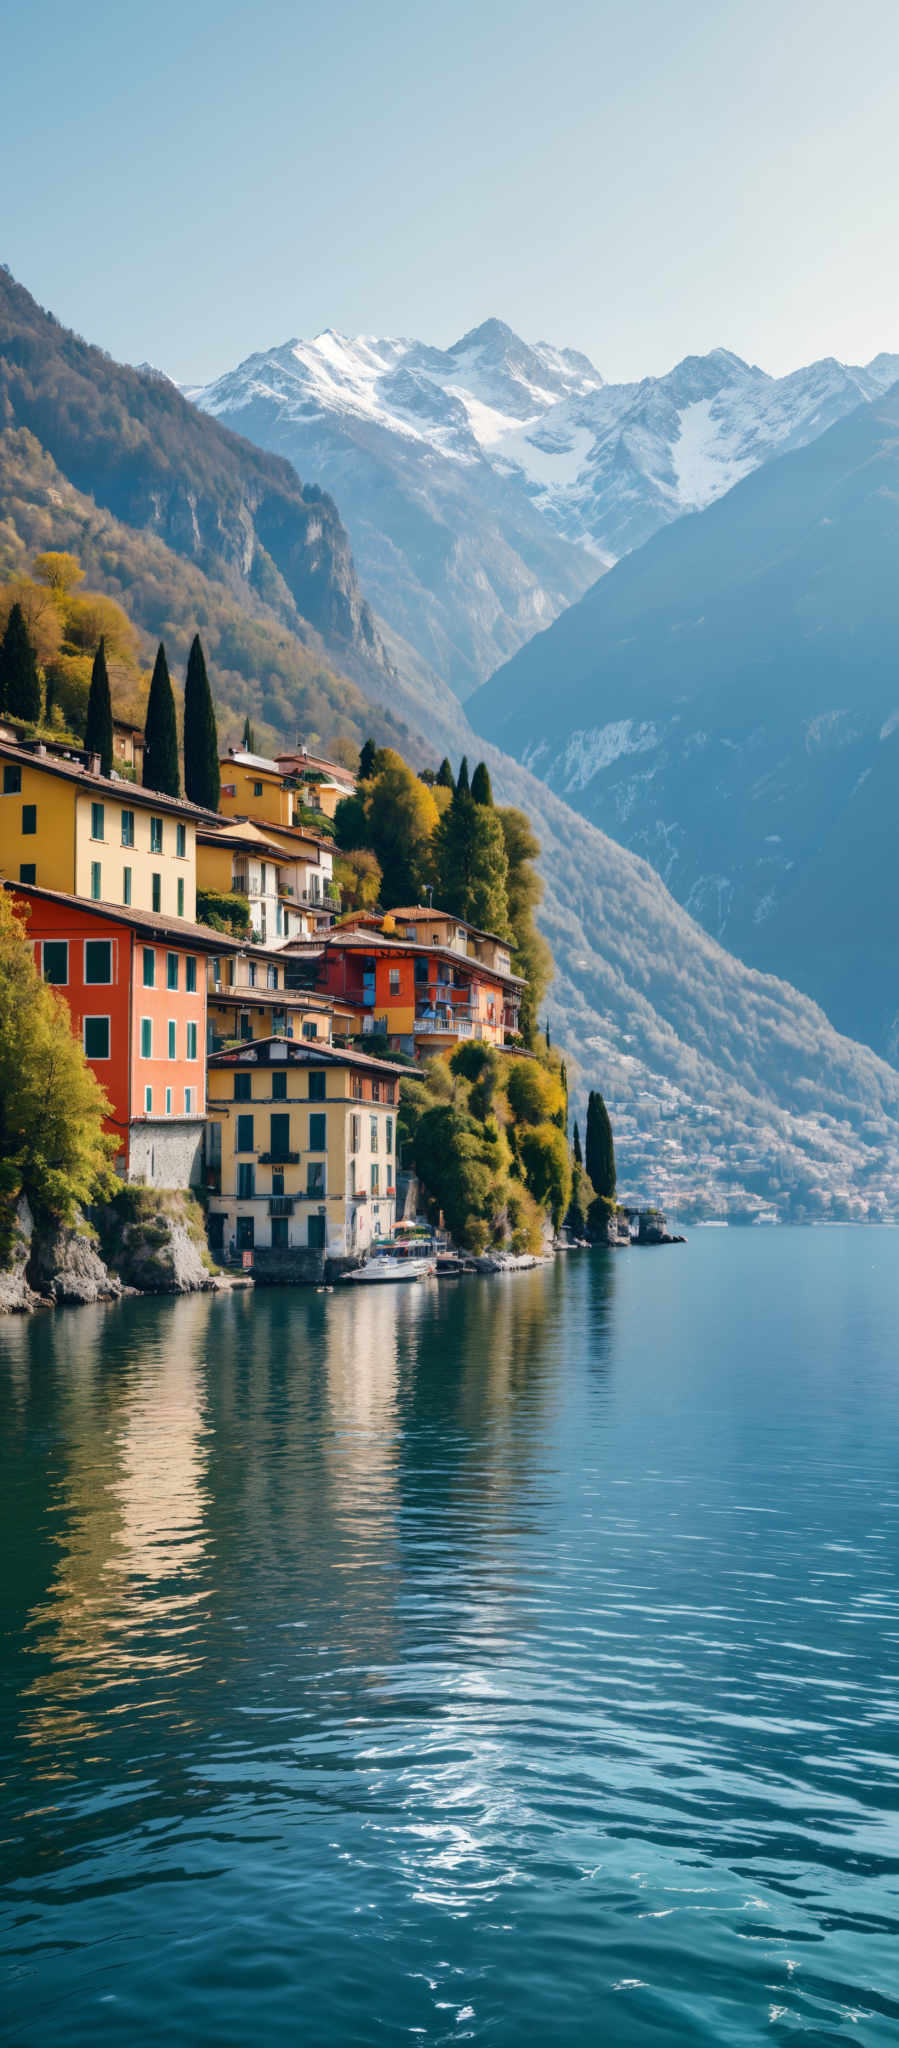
[195,319,899,695]
[470,381,899,1061]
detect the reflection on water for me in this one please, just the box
[2,1238,899,2046]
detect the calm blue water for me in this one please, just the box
[2,1232,899,2046]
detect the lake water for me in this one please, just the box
[2,1231,898,2046]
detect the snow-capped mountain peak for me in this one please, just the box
[193,321,899,695]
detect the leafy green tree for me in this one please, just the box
[0,602,41,721]
[143,642,181,796]
[333,846,382,911]
[84,638,114,775]
[183,635,220,810]
[471,760,493,805]
[518,1122,572,1231]
[433,778,511,934]
[333,791,369,849]
[436,757,455,790]
[498,807,553,1046]
[585,1088,616,1200]
[0,893,117,1235]
[364,750,438,905]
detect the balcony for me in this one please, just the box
[351,1189,368,1202]
[414,1015,477,1038]
[259,1150,300,1165]
[269,1196,295,1217]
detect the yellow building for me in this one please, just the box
[205,1037,403,1271]
[0,738,205,921]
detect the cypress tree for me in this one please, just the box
[0,603,41,722]
[183,635,220,811]
[573,1120,582,1166]
[471,760,493,805]
[585,1089,616,1200]
[85,638,113,776]
[242,715,257,753]
[436,757,455,790]
[456,755,470,797]
[143,642,180,797]
[359,737,380,780]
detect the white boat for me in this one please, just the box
[343,1252,433,1284]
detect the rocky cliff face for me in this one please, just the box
[0,1190,218,1314]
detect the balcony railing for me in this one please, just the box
[259,1150,300,1165]
[269,1197,295,1217]
[414,1016,478,1038]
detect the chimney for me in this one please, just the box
[90,753,101,776]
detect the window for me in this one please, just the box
[370,1116,379,1153]
[166,952,179,990]
[350,1113,361,1154]
[184,1087,194,1115]
[237,1162,255,1199]
[168,1020,176,1060]
[22,804,36,835]
[186,1022,197,1061]
[271,1216,289,1249]
[177,878,184,917]
[42,940,68,984]
[389,968,400,995]
[351,1075,363,1100]
[140,1018,153,1057]
[142,947,155,987]
[84,939,112,984]
[308,1070,326,1101]
[384,1082,395,1105]
[306,1161,326,1197]
[150,816,163,853]
[272,1071,287,1100]
[302,1021,317,1040]
[309,1112,326,1152]
[370,1162,380,1196]
[84,1016,110,1060]
[212,958,221,987]
[90,862,101,900]
[253,780,263,797]
[234,1074,251,1102]
[267,964,277,989]
[145,1086,153,1113]
[272,1168,285,1196]
[236,1113,254,1153]
[165,1087,172,1116]
[248,961,257,988]
[176,823,186,858]
[90,802,105,841]
[186,956,197,993]
[152,873,161,912]
[372,1080,381,1103]
[3,765,21,794]
[121,810,135,847]
[123,867,132,905]
[276,901,283,937]
[270,1114,292,1161]
[19,863,35,884]
[386,1117,394,1154]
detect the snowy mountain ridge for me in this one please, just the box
[193,319,899,692]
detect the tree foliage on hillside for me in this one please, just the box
[0,894,117,1241]
[399,1040,577,1250]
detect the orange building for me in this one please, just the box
[9,883,236,1187]
[289,915,524,1054]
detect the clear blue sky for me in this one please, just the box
[4,0,899,385]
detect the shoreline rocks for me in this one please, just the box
[0,1189,221,1315]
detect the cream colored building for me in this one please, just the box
[205,1038,402,1265]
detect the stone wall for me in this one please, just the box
[127,1119,205,1190]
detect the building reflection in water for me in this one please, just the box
[8,1297,214,1776]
